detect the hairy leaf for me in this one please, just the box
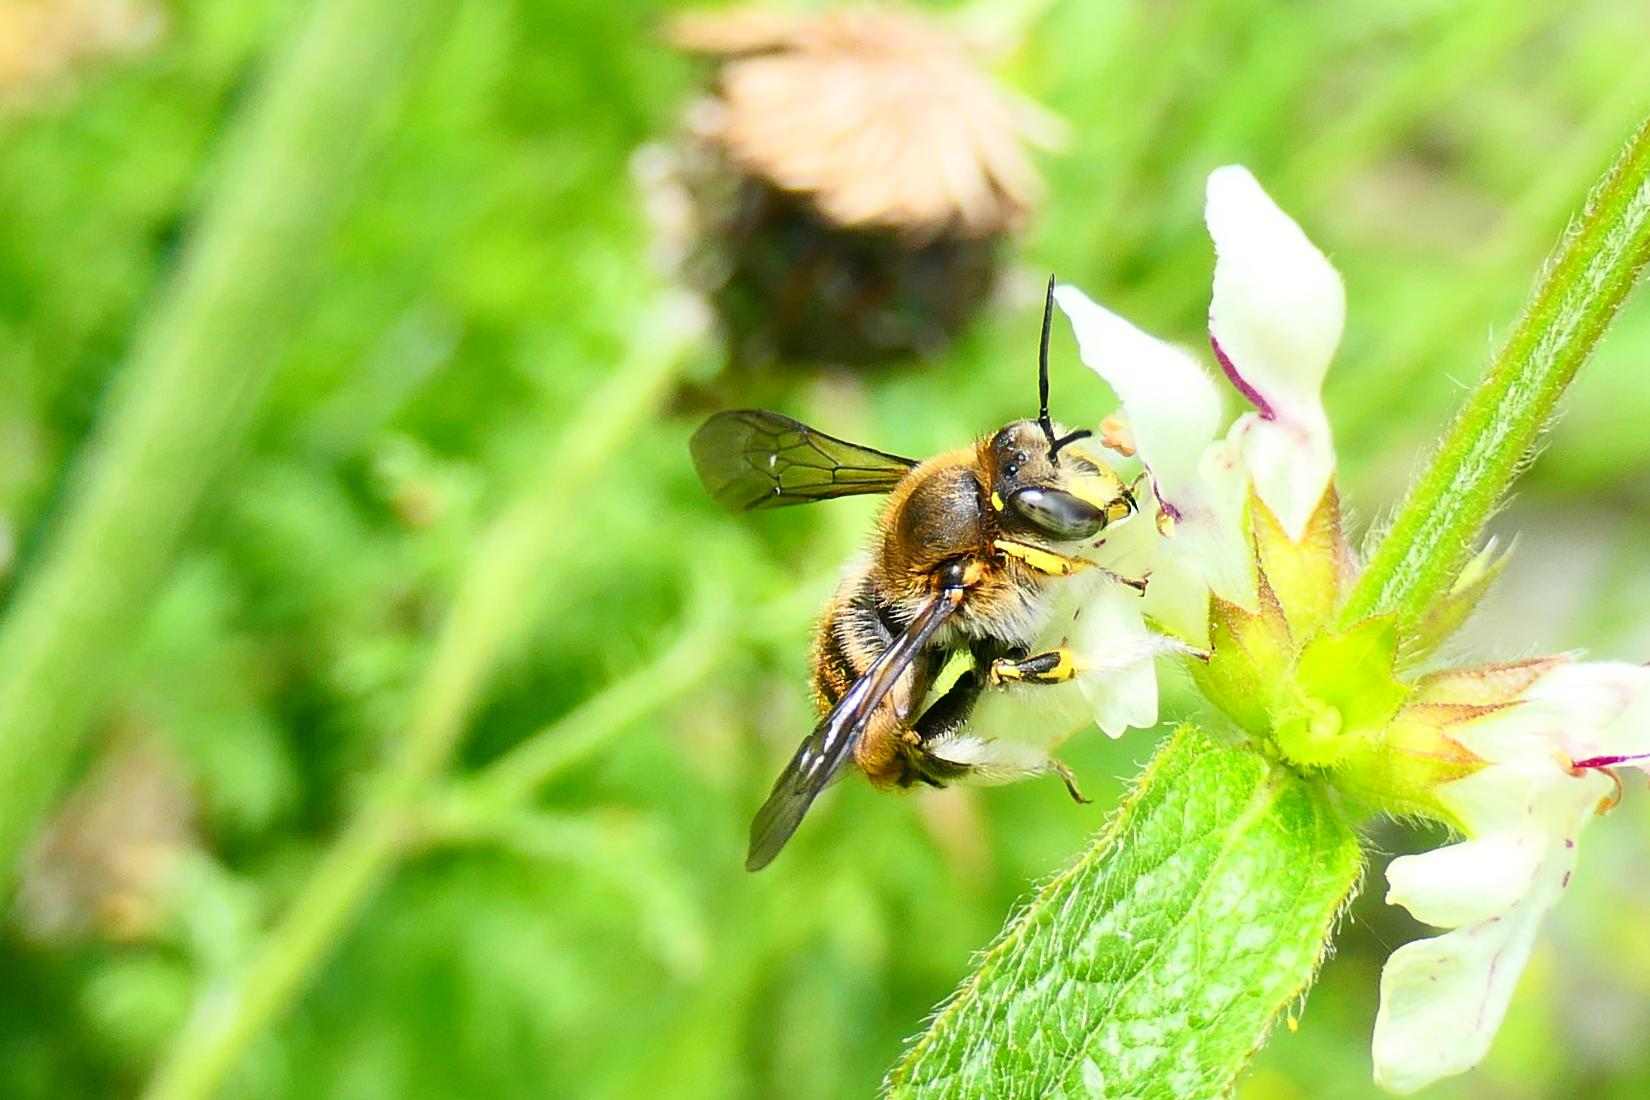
[885,728,1363,1100]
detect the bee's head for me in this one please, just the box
[985,276,1135,543]
[986,421,1133,542]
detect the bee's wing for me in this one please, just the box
[746,585,965,871]
[691,409,917,512]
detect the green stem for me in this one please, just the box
[0,0,438,895]
[462,615,729,811]
[465,620,722,808]
[1341,110,1650,629]
[140,302,698,1100]
[454,586,817,816]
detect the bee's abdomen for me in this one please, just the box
[810,571,902,713]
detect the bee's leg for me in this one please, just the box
[993,539,1093,577]
[993,539,1150,592]
[898,643,1012,786]
[988,646,1079,686]
[907,667,987,753]
[1049,758,1092,804]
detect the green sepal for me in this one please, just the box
[1193,577,1293,738]
[1250,485,1349,641]
[1400,539,1511,664]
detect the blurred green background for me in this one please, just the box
[3,0,1650,1097]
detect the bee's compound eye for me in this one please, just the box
[1004,486,1107,541]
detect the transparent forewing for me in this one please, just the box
[690,409,916,512]
[745,586,964,871]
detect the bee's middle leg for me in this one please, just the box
[988,645,1079,686]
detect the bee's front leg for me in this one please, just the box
[992,539,1093,577]
[993,539,1149,592]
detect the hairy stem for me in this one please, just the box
[0,0,438,895]
[1342,110,1650,628]
[140,302,698,1100]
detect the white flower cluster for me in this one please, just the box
[1036,166,1650,1094]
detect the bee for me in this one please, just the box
[691,279,1140,870]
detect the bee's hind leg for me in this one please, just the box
[903,666,989,785]
[905,646,1090,799]
[1049,758,1092,804]
[900,642,1013,786]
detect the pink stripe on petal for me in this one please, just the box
[1571,752,1650,770]
[1209,330,1276,421]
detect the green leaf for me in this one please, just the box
[884,727,1363,1100]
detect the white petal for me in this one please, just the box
[1137,545,1213,648]
[1205,166,1344,538]
[1373,920,1539,1095]
[1523,661,1650,764]
[1205,165,1345,418]
[1228,407,1335,542]
[1454,660,1650,767]
[1181,436,1257,610]
[1372,761,1608,1094]
[1073,585,1162,737]
[1383,832,1540,930]
[1053,284,1223,516]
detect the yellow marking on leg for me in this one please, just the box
[990,646,1079,686]
[994,539,1092,576]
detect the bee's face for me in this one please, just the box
[986,420,1134,543]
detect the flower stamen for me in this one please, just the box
[1568,751,1650,770]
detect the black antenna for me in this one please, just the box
[1037,274,1057,448]
[1037,274,1092,461]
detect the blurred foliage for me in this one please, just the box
[1,0,1650,1097]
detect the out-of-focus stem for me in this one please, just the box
[463,614,729,811]
[0,0,438,896]
[450,585,817,817]
[1332,57,1650,461]
[1342,110,1650,629]
[141,300,700,1100]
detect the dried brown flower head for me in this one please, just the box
[658,5,1063,367]
[671,5,1062,238]
[15,732,197,943]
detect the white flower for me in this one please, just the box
[1372,661,1650,1094]
[1053,165,1347,644]
[1049,166,1650,1095]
